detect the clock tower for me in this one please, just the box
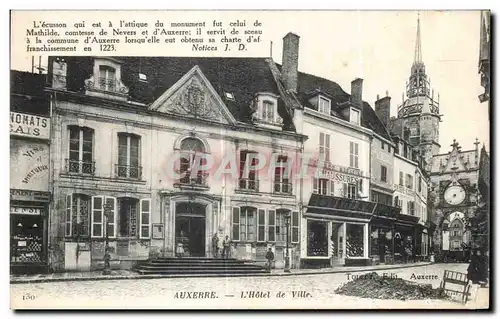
[396,15,442,172]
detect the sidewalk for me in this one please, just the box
[11,262,432,284]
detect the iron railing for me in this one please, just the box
[115,164,142,179]
[65,159,95,175]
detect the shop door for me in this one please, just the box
[175,202,206,257]
[11,214,44,264]
[331,222,344,266]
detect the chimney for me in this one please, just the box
[351,78,363,109]
[282,32,300,93]
[375,95,391,127]
[51,58,67,90]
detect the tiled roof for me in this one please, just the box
[290,67,393,141]
[52,56,297,131]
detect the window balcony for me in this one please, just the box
[115,164,142,179]
[273,181,293,195]
[175,172,209,189]
[65,159,95,175]
[238,178,259,192]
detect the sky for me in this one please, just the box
[10,10,489,153]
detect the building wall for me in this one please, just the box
[49,96,304,270]
[370,135,395,203]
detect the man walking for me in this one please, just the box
[211,233,219,258]
[265,247,275,272]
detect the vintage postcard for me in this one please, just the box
[9,10,490,310]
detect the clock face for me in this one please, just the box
[444,185,466,206]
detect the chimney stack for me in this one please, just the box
[282,32,300,93]
[375,94,391,127]
[351,78,363,109]
[51,58,67,90]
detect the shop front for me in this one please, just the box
[10,190,51,274]
[369,202,400,265]
[394,214,420,263]
[302,194,374,268]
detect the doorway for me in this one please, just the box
[175,202,206,257]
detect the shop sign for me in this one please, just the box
[10,189,51,202]
[10,206,41,215]
[320,170,360,183]
[10,112,50,140]
[10,140,50,192]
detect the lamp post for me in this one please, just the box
[284,212,291,273]
[102,203,112,275]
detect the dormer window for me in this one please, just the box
[99,66,116,91]
[318,96,331,114]
[84,57,129,101]
[262,101,275,122]
[250,93,283,130]
[350,108,360,125]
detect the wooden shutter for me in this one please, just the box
[105,196,117,238]
[91,196,104,238]
[65,194,72,237]
[257,209,265,242]
[268,209,276,242]
[232,207,240,241]
[139,199,151,239]
[291,211,299,243]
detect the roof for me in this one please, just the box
[289,67,393,141]
[51,56,297,131]
[10,70,49,115]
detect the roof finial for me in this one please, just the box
[414,12,423,65]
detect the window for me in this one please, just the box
[346,224,365,257]
[276,210,288,242]
[239,150,259,191]
[274,155,292,194]
[179,137,207,185]
[381,141,385,150]
[117,197,139,237]
[234,207,256,241]
[262,101,275,122]
[99,65,116,91]
[380,165,387,182]
[350,108,360,125]
[313,178,335,196]
[117,133,141,179]
[139,199,151,239]
[91,196,116,238]
[307,220,328,257]
[407,201,415,216]
[65,194,91,238]
[343,183,357,199]
[319,132,330,162]
[349,142,359,168]
[68,126,94,174]
[406,174,413,190]
[318,96,331,114]
[268,209,276,242]
[399,171,404,186]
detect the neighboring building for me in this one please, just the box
[478,10,490,108]
[428,139,482,254]
[471,145,490,254]
[10,71,51,274]
[389,16,442,173]
[45,55,306,271]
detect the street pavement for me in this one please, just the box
[11,263,489,310]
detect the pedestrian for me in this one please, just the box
[212,233,219,258]
[468,249,488,285]
[222,235,231,259]
[265,247,274,272]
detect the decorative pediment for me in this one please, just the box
[149,66,236,125]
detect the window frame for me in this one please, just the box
[91,196,117,238]
[380,165,387,182]
[349,142,359,169]
[318,96,331,115]
[117,133,141,179]
[319,132,330,162]
[139,198,151,239]
[350,108,360,125]
[68,126,94,174]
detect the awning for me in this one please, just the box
[305,194,376,221]
[396,213,420,226]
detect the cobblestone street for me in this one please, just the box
[11,263,489,309]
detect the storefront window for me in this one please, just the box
[307,220,328,257]
[346,223,364,257]
[370,227,379,256]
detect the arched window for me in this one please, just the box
[179,137,207,185]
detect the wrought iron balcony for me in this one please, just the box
[238,178,259,192]
[65,159,95,175]
[115,164,142,179]
[177,172,209,187]
[98,77,117,92]
[273,181,293,194]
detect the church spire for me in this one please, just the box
[414,13,423,65]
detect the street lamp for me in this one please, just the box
[284,212,291,273]
[103,203,112,275]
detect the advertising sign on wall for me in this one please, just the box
[10,112,50,140]
[10,139,50,192]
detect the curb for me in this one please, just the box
[11,262,433,285]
